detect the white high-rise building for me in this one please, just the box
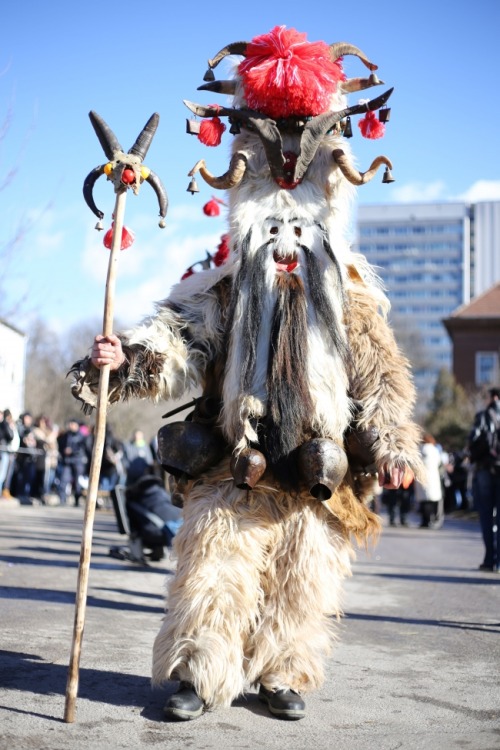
[355,200,500,410]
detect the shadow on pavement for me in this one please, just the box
[346,611,500,633]
[0,586,164,613]
[0,649,166,719]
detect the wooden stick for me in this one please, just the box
[64,187,127,723]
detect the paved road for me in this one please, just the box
[0,499,499,750]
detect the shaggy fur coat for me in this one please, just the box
[71,249,421,707]
[71,28,422,709]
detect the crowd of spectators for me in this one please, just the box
[0,408,157,506]
[380,436,475,529]
[0,408,486,523]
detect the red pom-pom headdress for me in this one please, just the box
[238,26,344,119]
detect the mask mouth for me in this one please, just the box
[273,249,298,273]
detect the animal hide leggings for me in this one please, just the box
[152,473,354,708]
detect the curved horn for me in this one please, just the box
[145,169,168,224]
[329,42,378,71]
[188,153,248,190]
[184,99,241,119]
[294,110,349,181]
[83,165,106,219]
[245,117,287,182]
[185,86,392,122]
[204,41,248,80]
[332,149,393,185]
[197,80,238,96]
[88,111,123,160]
[184,100,287,183]
[294,89,393,181]
[128,113,160,160]
[348,87,393,114]
[341,75,385,94]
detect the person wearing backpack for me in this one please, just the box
[468,388,500,572]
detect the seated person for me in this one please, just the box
[125,458,182,558]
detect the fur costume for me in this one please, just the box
[72,26,422,712]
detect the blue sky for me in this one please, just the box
[2,0,500,334]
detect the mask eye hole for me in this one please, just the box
[269,226,279,235]
[294,226,302,237]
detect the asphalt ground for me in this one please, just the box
[0,498,499,750]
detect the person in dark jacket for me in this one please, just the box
[57,419,88,506]
[125,458,182,560]
[14,412,38,503]
[0,409,15,494]
[468,388,500,572]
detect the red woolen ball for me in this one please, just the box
[121,168,136,184]
[203,199,221,217]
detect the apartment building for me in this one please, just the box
[355,200,500,409]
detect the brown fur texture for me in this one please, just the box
[345,281,424,481]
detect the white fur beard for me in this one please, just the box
[221,224,352,452]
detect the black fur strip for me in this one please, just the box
[240,242,272,390]
[264,274,313,484]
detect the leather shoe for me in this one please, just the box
[479,563,499,573]
[258,684,305,720]
[163,681,204,721]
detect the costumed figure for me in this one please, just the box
[72,26,422,721]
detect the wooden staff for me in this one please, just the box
[64,112,167,723]
[63,188,126,723]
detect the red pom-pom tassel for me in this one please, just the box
[103,224,135,250]
[213,234,230,266]
[203,198,220,217]
[198,116,226,147]
[358,110,385,140]
[203,195,226,217]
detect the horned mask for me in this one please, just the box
[185,25,395,193]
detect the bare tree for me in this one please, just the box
[389,313,432,373]
[424,368,475,451]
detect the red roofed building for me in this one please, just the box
[443,282,500,390]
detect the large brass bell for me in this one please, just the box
[298,439,348,501]
[157,421,225,479]
[382,167,395,184]
[343,116,353,138]
[187,177,200,194]
[230,447,267,490]
[345,427,380,475]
